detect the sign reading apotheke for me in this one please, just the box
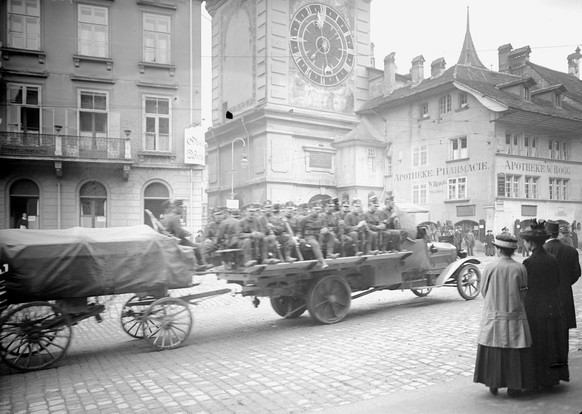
[394,162,489,181]
[503,160,572,175]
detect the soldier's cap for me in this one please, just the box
[283,201,297,209]
[501,226,509,231]
[309,200,323,208]
[298,203,308,209]
[231,209,241,217]
[213,206,227,215]
[243,202,261,212]
[161,200,172,210]
[272,203,281,212]
[341,201,350,207]
[351,198,362,205]
[486,229,493,233]
[173,199,184,207]
[326,197,338,206]
[560,225,571,235]
[368,195,379,203]
[262,199,273,207]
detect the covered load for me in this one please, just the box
[0,225,196,302]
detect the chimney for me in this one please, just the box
[383,52,396,96]
[498,43,513,72]
[567,46,582,78]
[410,55,425,84]
[508,46,531,72]
[431,57,446,78]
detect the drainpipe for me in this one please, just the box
[56,180,61,229]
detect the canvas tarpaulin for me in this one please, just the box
[0,225,195,302]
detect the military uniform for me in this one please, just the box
[299,202,328,267]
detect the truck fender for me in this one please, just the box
[434,258,480,286]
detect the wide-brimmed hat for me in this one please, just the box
[493,233,518,249]
[521,219,550,242]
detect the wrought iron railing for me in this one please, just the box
[0,131,131,160]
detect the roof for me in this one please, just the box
[334,117,385,145]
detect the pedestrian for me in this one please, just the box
[521,220,569,390]
[558,225,574,247]
[501,226,511,236]
[464,230,475,256]
[484,230,495,256]
[473,233,534,397]
[16,213,28,229]
[453,226,463,253]
[544,220,581,350]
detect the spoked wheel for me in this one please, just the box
[456,264,481,300]
[142,297,192,350]
[120,295,158,338]
[0,302,72,371]
[306,275,352,324]
[411,288,432,297]
[270,296,307,318]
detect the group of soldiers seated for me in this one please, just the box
[190,195,403,269]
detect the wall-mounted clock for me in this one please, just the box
[289,3,355,87]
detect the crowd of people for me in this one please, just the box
[158,196,403,270]
[474,219,581,397]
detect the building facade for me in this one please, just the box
[204,0,378,207]
[205,0,582,237]
[358,20,582,237]
[0,0,206,232]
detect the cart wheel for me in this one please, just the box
[142,297,192,350]
[0,302,72,371]
[120,295,158,339]
[411,288,432,297]
[270,296,307,318]
[306,275,352,324]
[456,264,481,300]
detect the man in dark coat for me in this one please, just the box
[544,220,581,333]
[484,230,495,256]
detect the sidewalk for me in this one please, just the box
[323,351,582,414]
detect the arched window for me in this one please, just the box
[80,181,107,228]
[144,182,170,226]
[10,179,39,229]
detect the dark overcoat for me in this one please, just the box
[544,239,581,329]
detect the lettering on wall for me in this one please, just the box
[394,162,488,181]
[504,160,571,175]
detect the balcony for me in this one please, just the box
[0,131,132,178]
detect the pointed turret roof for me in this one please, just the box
[457,7,487,69]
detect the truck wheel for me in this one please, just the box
[306,275,351,324]
[270,296,307,318]
[411,288,432,297]
[456,264,481,300]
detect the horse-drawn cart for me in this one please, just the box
[0,225,231,371]
[215,235,481,325]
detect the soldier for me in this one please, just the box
[216,207,240,250]
[299,201,328,268]
[161,200,208,269]
[237,203,268,266]
[363,195,383,253]
[201,207,224,266]
[282,201,303,261]
[261,200,283,263]
[344,198,371,255]
[336,200,356,256]
[319,198,340,259]
[270,202,297,262]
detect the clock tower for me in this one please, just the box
[205,0,373,207]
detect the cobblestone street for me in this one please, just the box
[1,252,581,413]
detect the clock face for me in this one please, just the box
[289,3,355,87]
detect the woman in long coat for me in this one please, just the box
[473,233,534,397]
[521,220,569,390]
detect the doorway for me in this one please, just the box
[9,179,40,229]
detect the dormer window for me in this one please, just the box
[524,86,531,101]
[459,92,468,108]
[554,92,561,107]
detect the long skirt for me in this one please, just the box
[528,316,570,387]
[473,345,535,390]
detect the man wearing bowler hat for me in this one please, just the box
[544,220,581,342]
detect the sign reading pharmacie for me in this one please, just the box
[394,161,489,182]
